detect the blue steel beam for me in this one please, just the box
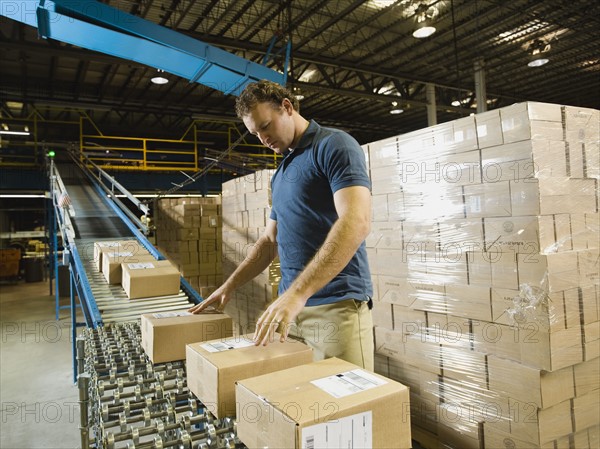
[1,0,285,96]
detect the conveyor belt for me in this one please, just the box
[56,161,133,240]
[52,156,200,327]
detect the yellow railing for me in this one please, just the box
[1,107,281,173]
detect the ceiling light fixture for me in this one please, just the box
[151,69,169,84]
[0,130,30,136]
[293,87,305,101]
[412,4,437,38]
[390,101,404,114]
[527,39,551,67]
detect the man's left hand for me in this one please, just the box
[253,290,306,346]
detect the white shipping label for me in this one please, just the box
[152,311,192,319]
[301,411,372,449]
[127,262,155,270]
[112,251,134,257]
[310,370,387,399]
[200,338,255,353]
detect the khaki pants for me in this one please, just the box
[288,299,374,370]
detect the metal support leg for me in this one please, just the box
[77,337,86,378]
[78,373,91,449]
[71,268,77,383]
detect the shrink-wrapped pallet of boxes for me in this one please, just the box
[155,197,222,298]
[366,102,599,449]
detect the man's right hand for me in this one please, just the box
[188,284,231,314]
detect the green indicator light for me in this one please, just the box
[47,150,56,157]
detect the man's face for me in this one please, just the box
[242,100,295,154]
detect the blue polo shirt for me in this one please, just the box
[270,120,373,306]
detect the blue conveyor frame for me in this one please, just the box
[49,152,204,381]
[2,0,286,95]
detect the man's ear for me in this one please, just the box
[282,98,294,115]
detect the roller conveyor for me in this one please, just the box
[50,152,202,329]
[48,154,245,448]
[77,238,192,324]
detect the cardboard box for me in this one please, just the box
[475,109,504,149]
[186,333,313,418]
[564,106,600,143]
[102,251,155,285]
[500,102,562,144]
[445,284,492,321]
[366,221,403,249]
[464,181,512,218]
[141,311,232,363]
[236,357,412,449]
[92,239,142,271]
[368,137,399,168]
[450,115,478,153]
[122,260,181,299]
[484,216,540,253]
[488,355,574,409]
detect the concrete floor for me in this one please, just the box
[1,281,81,449]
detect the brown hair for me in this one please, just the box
[235,80,299,118]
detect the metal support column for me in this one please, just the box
[77,373,90,449]
[76,337,86,378]
[71,268,78,383]
[474,58,487,113]
[426,83,437,126]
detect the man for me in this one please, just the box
[190,80,374,369]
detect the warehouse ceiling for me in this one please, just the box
[1,0,599,153]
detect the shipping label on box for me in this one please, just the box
[235,357,411,449]
[141,312,232,363]
[186,333,312,418]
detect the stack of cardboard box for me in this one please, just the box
[156,197,223,298]
[92,239,180,299]
[220,169,280,334]
[367,102,599,448]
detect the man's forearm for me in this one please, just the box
[223,236,278,291]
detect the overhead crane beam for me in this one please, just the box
[1,0,285,96]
